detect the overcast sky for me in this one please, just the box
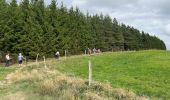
[18,0,170,50]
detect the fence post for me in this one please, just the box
[85,50,87,55]
[65,50,67,60]
[88,60,92,86]
[25,57,27,67]
[36,53,39,66]
[43,56,47,69]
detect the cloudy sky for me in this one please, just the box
[19,0,170,50]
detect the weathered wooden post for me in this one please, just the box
[88,60,92,86]
[36,53,39,66]
[25,57,27,67]
[43,56,47,69]
[65,50,67,60]
[85,50,87,55]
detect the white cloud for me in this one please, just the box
[67,0,170,50]
[165,24,170,34]
[71,0,87,7]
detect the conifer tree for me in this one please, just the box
[0,0,166,59]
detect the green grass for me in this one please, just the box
[1,50,170,99]
[2,64,139,100]
[54,50,170,99]
[0,65,15,80]
[0,65,16,98]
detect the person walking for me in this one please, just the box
[18,53,25,67]
[88,48,92,55]
[93,48,97,54]
[55,51,60,59]
[5,53,10,67]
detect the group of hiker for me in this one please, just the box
[3,48,100,67]
[4,51,60,67]
[87,48,101,55]
[5,53,25,67]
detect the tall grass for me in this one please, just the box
[1,63,148,100]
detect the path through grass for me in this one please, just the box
[0,65,16,81]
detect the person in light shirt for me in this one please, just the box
[5,53,10,67]
[55,51,60,59]
[18,53,25,67]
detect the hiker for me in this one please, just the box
[97,49,101,53]
[87,48,92,55]
[55,51,60,59]
[18,53,25,67]
[93,48,97,54]
[5,53,11,67]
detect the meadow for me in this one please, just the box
[53,50,170,99]
[0,65,15,81]
[0,50,170,100]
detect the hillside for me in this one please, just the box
[53,50,170,99]
[0,50,170,100]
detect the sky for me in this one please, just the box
[18,0,170,50]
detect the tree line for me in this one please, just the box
[0,0,166,59]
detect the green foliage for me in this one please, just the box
[0,0,166,58]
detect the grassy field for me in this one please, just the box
[0,62,145,100]
[0,50,170,99]
[53,50,170,99]
[0,65,16,81]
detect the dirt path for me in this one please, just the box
[0,61,37,86]
[0,63,36,100]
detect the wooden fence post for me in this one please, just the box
[85,50,87,55]
[65,50,67,60]
[25,57,27,67]
[36,53,39,66]
[43,56,47,69]
[89,60,92,86]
